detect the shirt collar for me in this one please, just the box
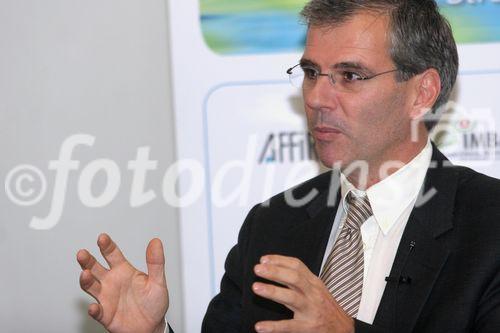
[340,139,432,235]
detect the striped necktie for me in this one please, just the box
[320,192,373,317]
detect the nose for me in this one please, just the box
[303,75,339,112]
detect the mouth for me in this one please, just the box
[312,126,342,141]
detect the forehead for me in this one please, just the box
[303,12,393,68]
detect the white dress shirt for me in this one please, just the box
[319,139,432,324]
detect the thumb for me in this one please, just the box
[146,238,166,285]
[88,303,104,323]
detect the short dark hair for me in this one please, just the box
[301,0,459,131]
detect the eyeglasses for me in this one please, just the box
[286,64,399,93]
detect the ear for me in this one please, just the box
[409,68,441,120]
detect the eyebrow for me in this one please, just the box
[333,62,372,74]
[299,58,318,68]
[300,58,374,75]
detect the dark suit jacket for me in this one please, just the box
[201,146,500,332]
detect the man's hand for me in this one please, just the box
[252,255,355,333]
[77,233,169,333]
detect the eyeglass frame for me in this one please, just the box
[286,63,400,91]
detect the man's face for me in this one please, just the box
[302,12,415,170]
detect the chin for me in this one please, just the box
[317,151,347,170]
[316,144,361,170]
[314,140,351,168]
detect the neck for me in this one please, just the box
[344,134,429,190]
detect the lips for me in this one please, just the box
[313,126,342,141]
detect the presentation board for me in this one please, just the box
[166,1,500,331]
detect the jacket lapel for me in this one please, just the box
[251,172,342,323]
[373,145,458,331]
[282,170,342,276]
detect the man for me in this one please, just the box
[77,0,500,332]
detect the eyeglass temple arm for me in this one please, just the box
[363,69,399,80]
[286,64,301,75]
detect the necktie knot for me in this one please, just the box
[345,192,373,230]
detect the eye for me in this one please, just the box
[302,67,319,80]
[342,71,364,82]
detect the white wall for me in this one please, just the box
[0,1,183,332]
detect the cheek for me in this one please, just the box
[336,95,379,136]
[350,90,406,130]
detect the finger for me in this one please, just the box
[88,303,104,324]
[76,249,108,281]
[97,233,127,268]
[261,255,311,275]
[79,269,102,300]
[255,319,305,333]
[254,263,307,292]
[252,282,300,312]
[146,238,166,285]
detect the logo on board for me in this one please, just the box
[433,107,499,161]
[258,131,317,164]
